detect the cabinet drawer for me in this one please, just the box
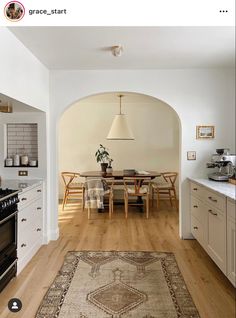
[227,199,236,221]
[18,183,43,208]
[190,196,207,224]
[203,188,226,212]
[190,182,204,198]
[17,230,31,260]
[191,215,205,248]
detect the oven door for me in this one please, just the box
[0,211,17,253]
[0,211,17,291]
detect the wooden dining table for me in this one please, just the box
[80,170,161,212]
[80,170,160,180]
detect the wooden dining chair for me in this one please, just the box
[151,172,178,210]
[61,172,84,210]
[123,177,151,219]
[84,178,114,219]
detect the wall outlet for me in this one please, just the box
[18,170,28,176]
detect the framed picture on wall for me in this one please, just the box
[196,125,215,139]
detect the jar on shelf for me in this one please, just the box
[13,154,20,166]
[21,155,29,166]
[5,157,13,166]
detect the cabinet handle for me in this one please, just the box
[209,209,217,216]
[36,228,42,232]
[193,188,198,191]
[37,207,42,210]
[21,243,27,248]
[21,197,27,201]
[37,189,42,193]
[193,226,198,229]
[21,218,27,222]
[193,205,198,208]
[208,196,217,203]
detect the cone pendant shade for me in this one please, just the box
[107,114,134,140]
[107,95,134,140]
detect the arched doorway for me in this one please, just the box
[57,91,182,235]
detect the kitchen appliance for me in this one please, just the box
[0,188,19,292]
[207,149,236,181]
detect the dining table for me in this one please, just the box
[80,170,160,180]
[80,170,161,212]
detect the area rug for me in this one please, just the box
[35,251,200,318]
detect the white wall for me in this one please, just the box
[0,27,49,112]
[49,69,235,240]
[58,98,179,198]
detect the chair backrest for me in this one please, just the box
[61,172,80,188]
[161,172,178,187]
[84,178,114,191]
[124,177,151,195]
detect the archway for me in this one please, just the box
[57,91,182,235]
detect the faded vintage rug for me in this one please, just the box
[35,251,200,318]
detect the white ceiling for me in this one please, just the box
[9,26,235,70]
[80,92,160,104]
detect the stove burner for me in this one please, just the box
[0,188,16,199]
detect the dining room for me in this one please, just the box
[58,92,180,222]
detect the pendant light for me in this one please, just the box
[107,95,134,140]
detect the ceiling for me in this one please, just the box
[9,26,235,70]
[80,92,160,104]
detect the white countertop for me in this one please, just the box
[0,179,43,193]
[188,178,236,201]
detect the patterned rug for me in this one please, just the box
[35,251,200,318]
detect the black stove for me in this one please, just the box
[0,188,19,292]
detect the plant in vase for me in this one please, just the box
[95,144,110,172]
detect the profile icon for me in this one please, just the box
[8,298,22,312]
[4,1,25,21]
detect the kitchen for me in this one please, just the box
[0,26,235,318]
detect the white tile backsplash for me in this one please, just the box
[7,123,38,162]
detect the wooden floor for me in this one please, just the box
[0,202,235,318]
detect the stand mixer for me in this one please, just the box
[206,149,236,181]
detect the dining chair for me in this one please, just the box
[123,177,151,219]
[151,172,178,210]
[84,178,114,219]
[61,172,84,210]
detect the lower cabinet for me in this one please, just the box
[17,182,43,274]
[227,199,236,286]
[190,181,235,286]
[207,207,226,274]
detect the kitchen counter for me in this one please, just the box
[188,178,236,201]
[0,179,43,193]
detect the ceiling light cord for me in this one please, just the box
[119,95,123,115]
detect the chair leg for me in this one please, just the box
[169,189,173,207]
[88,206,91,219]
[124,193,128,219]
[62,190,68,210]
[146,194,149,219]
[151,187,154,207]
[82,188,85,211]
[157,190,160,209]
[109,196,112,219]
[173,188,178,210]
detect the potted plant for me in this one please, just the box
[95,144,110,172]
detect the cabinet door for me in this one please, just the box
[227,217,236,286]
[207,207,226,273]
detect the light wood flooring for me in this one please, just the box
[0,202,235,318]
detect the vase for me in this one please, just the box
[106,167,113,174]
[101,163,108,172]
